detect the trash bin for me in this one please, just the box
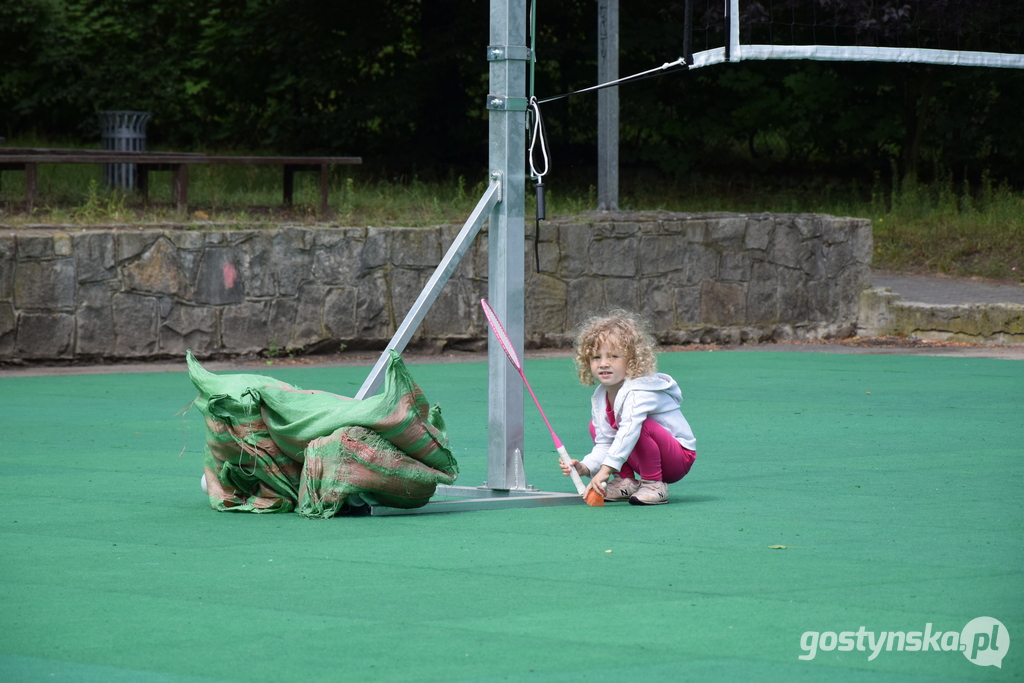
[97,110,150,190]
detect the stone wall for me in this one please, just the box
[858,288,1024,344]
[0,211,872,361]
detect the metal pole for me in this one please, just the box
[487,0,528,490]
[597,0,619,212]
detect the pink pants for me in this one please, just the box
[589,418,695,484]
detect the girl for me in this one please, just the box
[559,311,696,505]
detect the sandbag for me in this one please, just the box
[298,426,455,518]
[187,350,457,515]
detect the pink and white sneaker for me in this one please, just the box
[629,479,668,505]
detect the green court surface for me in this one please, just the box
[1,351,1021,682]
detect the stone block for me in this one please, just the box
[701,280,746,325]
[73,232,116,283]
[0,302,15,356]
[675,285,702,326]
[194,248,245,305]
[14,259,76,310]
[117,231,161,263]
[858,292,1024,343]
[15,233,54,259]
[527,237,561,277]
[777,267,810,322]
[391,228,442,268]
[851,219,874,266]
[389,267,429,326]
[123,237,188,297]
[234,232,279,298]
[221,301,270,354]
[288,283,328,349]
[75,281,116,356]
[471,228,490,279]
[312,230,366,285]
[676,220,707,244]
[602,277,638,311]
[266,298,298,350]
[423,279,474,340]
[314,226,365,250]
[804,278,834,322]
[360,228,391,271]
[592,221,639,239]
[719,250,751,282]
[355,272,392,341]
[680,243,719,285]
[746,260,780,324]
[590,234,637,277]
[558,223,592,278]
[794,215,824,240]
[17,311,75,358]
[439,223,484,281]
[744,217,773,251]
[269,230,315,297]
[160,304,219,357]
[836,264,871,321]
[638,235,685,277]
[53,232,72,256]
[112,293,158,357]
[324,287,358,339]
[770,220,812,270]
[525,274,567,337]
[638,278,676,333]
[0,235,15,302]
[565,277,605,325]
[167,230,206,251]
[707,217,747,244]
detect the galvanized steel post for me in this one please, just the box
[597,0,619,211]
[486,0,528,490]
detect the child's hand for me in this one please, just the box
[588,464,614,494]
[559,458,589,478]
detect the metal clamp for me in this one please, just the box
[487,45,532,61]
[486,95,529,111]
[489,170,503,202]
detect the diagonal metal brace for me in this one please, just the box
[355,178,503,399]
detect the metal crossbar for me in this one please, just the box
[355,179,502,400]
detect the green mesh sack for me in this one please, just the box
[186,349,457,514]
[255,351,457,476]
[186,352,296,427]
[298,426,456,518]
[201,414,301,513]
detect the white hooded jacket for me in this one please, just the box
[580,373,696,476]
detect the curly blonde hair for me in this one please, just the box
[573,310,658,386]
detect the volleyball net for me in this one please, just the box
[686,0,1024,71]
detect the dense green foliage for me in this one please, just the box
[3,0,1023,186]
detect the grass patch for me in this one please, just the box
[1,138,1021,282]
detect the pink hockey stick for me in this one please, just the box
[480,299,586,495]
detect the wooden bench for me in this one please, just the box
[0,150,362,214]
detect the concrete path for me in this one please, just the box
[872,272,1024,305]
